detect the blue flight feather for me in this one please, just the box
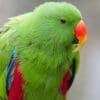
[6,48,17,93]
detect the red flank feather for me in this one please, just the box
[8,61,24,100]
[60,70,70,96]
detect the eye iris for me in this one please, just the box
[60,19,66,24]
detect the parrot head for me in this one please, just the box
[32,2,87,53]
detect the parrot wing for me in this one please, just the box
[0,12,33,99]
[60,52,80,97]
[68,52,80,90]
[0,20,17,75]
[0,12,33,75]
[0,20,17,99]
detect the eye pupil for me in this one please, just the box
[60,19,66,24]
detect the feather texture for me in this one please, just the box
[8,61,24,100]
[0,2,82,100]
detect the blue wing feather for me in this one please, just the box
[6,48,17,93]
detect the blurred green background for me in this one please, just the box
[0,0,100,100]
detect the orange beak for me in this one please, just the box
[73,20,87,52]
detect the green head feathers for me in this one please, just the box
[31,2,82,51]
[14,2,82,57]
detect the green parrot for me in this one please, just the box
[0,2,87,100]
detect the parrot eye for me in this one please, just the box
[60,19,66,24]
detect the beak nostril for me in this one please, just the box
[72,36,79,44]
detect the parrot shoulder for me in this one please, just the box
[0,21,17,75]
[0,12,34,75]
